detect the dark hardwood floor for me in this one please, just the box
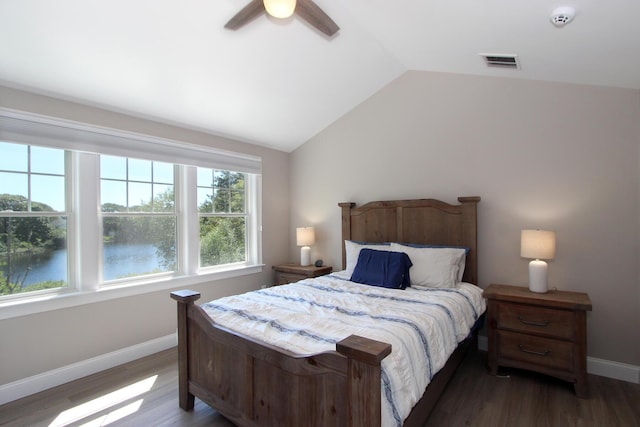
[425,348,640,427]
[1,347,638,427]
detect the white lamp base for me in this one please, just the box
[300,246,311,266]
[528,259,548,293]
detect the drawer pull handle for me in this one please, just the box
[518,344,551,357]
[518,316,549,327]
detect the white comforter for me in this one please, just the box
[201,273,486,427]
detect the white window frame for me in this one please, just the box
[0,108,263,320]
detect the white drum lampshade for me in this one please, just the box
[521,229,556,293]
[296,227,315,266]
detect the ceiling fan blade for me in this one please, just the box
[225,0,266,30]
[295,0,340,37]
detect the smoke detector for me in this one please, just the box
[550,6,576,27]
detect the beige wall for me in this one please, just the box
[290,71,640,366]
[0,86,291,384]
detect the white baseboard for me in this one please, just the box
[476,335,639,384]
[0,333,177,406]
[587,356,640,384]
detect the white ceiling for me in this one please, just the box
[1,0,639,152]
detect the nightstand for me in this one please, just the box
[484,284,592,397]
[272,263,332,285]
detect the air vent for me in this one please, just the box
[479,54,520,69]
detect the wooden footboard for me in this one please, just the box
[171,290,392,427]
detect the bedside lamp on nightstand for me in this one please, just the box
[521,229,556,293]
[296,227,315,266]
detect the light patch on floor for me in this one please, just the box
[48,375,157,427]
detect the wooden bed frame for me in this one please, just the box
[171,196,480,426]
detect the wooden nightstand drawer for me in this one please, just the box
[497,303,575,340]
[497,330,573,372]
[272,264,332,285]
[274,272,303,285]
[484,284,592,397]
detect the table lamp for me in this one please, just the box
[296,227,315,266]
[521,229,556,293]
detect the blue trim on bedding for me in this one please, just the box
[381,369,402,427]
[410,286,480,319]
[257,288,436,378]
[320,277,481,322]
[301,283,469,335]
[202,303,338,345]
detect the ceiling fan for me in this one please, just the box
[225,0,340,37]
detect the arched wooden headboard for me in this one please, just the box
[339,197,481,285]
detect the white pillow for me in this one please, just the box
[412,246,467,282]
[389,243,466,288]
[344,240,390,275]
[391,243,468,282]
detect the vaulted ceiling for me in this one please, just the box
[1,0,639,152]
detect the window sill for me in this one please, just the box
[0,264,264,321]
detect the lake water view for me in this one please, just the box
[6,243,164,287]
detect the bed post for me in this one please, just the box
[339,202,356,270]
[457,196,480,285]
[170,289,200,411]
[336,335,392,427]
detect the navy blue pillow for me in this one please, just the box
[350,249,412,289]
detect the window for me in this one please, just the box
[101,156,177,281]
[0,142,68,297]
[0,109,262,310]
[197,168,247,267]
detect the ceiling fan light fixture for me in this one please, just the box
[263,0,296,19]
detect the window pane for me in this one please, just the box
[213,189,229,213]
[229,172,245,190]
[0,173,28,206]
[101,180,127,210]
[128,182,152,210]
[212,171,246,213]
[230,190,245,213]
[213,170,227,187]
[197,168,212,187]
[200,217,246,267]
[152,185,174,212]
[128,158,151,182]
[0,216,68,296]
[103,216,176,280]
[100,155,127,180]
[153,162,174,184]
[31,146,65,175]
[0,142,28,172]
[32,175,65,212]
[197,188,213,213]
